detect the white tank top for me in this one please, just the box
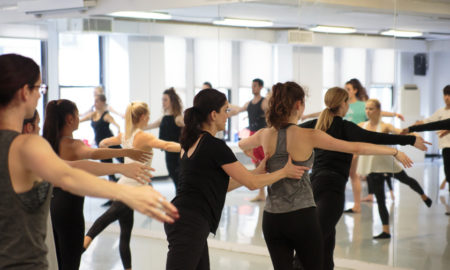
[356,121,402,176]
[117,129,153,187]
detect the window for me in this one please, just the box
[368,85,393,110]
[194,39,232,88]
[372,49,395,84]
[59,33,101,143]
[240,41,272,87]
[165,37,187,106]
[0,37,43,132]
[340,48,366,86]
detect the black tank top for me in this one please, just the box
[247,97,267,131]
[91,111,114,145]
[0,130,51,269]
[159,115,181,143]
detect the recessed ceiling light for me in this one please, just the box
[213,18,273,28]
[108,11,171,20]
[380,29,422,38]
[309,25,356,34]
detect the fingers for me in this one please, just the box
[425,141,432,145]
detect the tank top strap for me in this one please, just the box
[100,110,109,120]
[376,121,383,132]
[274,127,288,155]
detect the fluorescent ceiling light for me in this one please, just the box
[0,5,18,11]
[213,18,273,27]
[310,25,356,34]
[380,29,422,38]
[109,11,171,20]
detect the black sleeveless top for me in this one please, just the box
[91,111,114,145]
[247,97,267,132]
[159,115,181,143]
[0,130,52,269]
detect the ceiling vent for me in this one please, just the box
[288,30,314,44]
[66,18,112,32]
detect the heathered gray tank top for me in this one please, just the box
[264,125,316,213]
[0,130,52,270]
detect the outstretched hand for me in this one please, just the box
[413,136,432,151]
[124,185,179,223]
[438,130,450,138]
[127,149,153,163]
[395,151,413,168]
[396,113,405,121]
[400,128,410,135]
[122,162,155,184]
[283,155,310,179]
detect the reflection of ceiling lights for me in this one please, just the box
[213,18,273,27]
[380,29,423,38]
[309,25,356,34]
[0,5,18,11]
[108,11,172,20]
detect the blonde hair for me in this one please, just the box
[366,99,381,110]
[315,87,349,132]
[125,101,149,138]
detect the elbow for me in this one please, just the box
[353,144,365,155]
[246,181,259,191]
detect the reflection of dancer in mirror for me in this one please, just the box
[405,85,450,192]
[146,88,184,191]
[240,83,415,270]
[299,87,426,270]
[79,86,124,119]
[356,99,432,239]
[228,78,269,202]
[0,53,178,270]
[303,79,404,213]
[80,94,124,185]
[84,102,181,270]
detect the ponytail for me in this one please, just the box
[180,89,227,151]
[315,87,348,132]
[267,81,305,130]
[42,99,77,154]
[125,101,149,139]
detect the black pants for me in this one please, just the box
[263,207,323,270]
[311,173,347,270]
[165,152,180,191]
[371,171,425,225]
[100,145,125,182]
[164,208,210,270]
[368,174,393,193]
[368,171,423,195]
[443,148,450,190]
[51,188,85,270]
[87,201,134,269]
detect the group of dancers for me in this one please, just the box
[0,53,448,270]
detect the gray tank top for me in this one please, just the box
[0,130,52,270]
[264,126,316,213]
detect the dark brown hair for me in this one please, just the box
[43,99,78,154]
[0,53,40,107]
[163,87,183,117]
[180,89,227,151]
[346,78,368,101]
[443,85,450,96]
[267,81,305,130]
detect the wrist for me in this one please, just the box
[393,149,399,157]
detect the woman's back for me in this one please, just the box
[262,125,315,213]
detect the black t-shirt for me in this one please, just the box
[299,116,415,181]
[409,118,450,132]
[172,132,237,233]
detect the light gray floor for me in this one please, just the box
[81,158,450,270]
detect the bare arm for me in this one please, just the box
[67,160,153,184]
[79,111,94,123]
[227,102,249,117]
[175,115,185,127]
[71,139,151,162]
[108,105,125,119]
[238,129,263,152]
[381,111,404,121]
[137,132,181,152]
[222,157,308,190]
[144,117,162,130]
[228,155,268,192]
[21,136,178,223]
[99,135,122,148]
[104,113,121,133]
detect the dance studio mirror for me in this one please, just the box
[0,0,449,269]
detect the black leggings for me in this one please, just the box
[100,145,125,182]
[51,188,85,270]
[367,170,424,197]
[443,148,450,190]
[165,152,180,191]
[311,173,347,270]
[164,208,210,270]
[263,207,323,270]
[370,171,424,225]
[87,201,134,269]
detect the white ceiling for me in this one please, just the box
[0,0,449,40]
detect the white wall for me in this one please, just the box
[128,36,168,176]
